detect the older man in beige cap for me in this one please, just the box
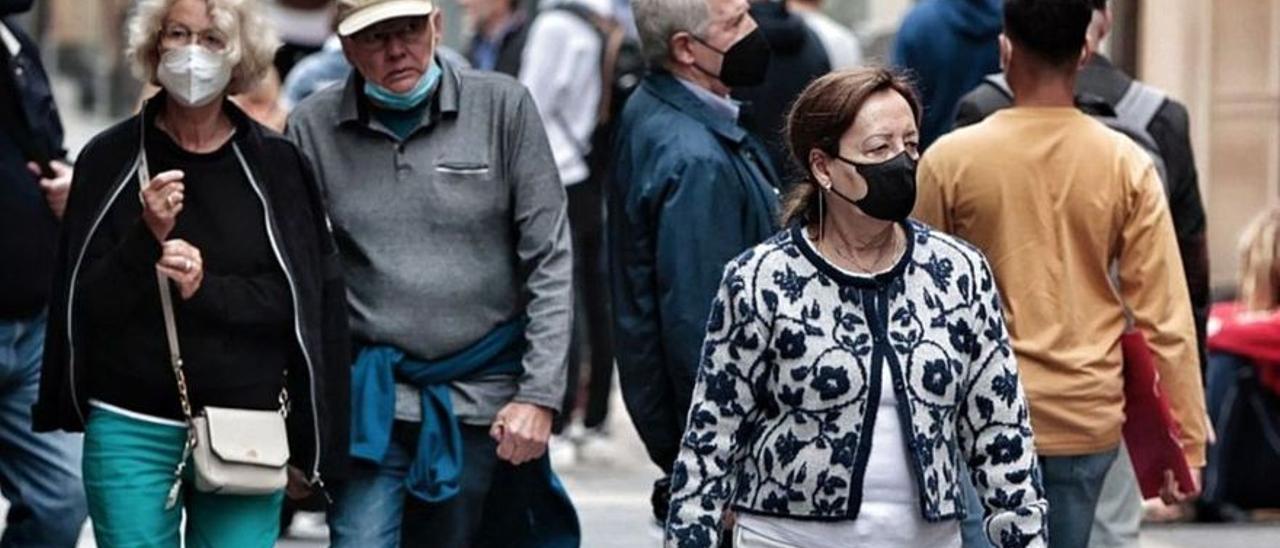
[287,1,578,546]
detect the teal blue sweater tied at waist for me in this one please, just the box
[350,319,525,501]
[349,318,582,546]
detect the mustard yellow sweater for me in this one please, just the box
[914,107,1206,465]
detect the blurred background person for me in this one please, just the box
[282,36,349,108]
[788,0,862,70]
[891,0,1001,149]
[915,1,1207,546]
[1200,208,1280,523]
[460,0,530,75]
[267,0,336,79]
[47,0,105,112]
[612,0,780,527]
[233,66,288,131]
[952,1,1210,543]
[954,0,1209,369]
[0,0,88,543]
[733,0,830,176]
[518,0,620,458]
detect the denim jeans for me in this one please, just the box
[329,421,537,548]
[1089,444,1141,548]
[0,312,88,547]
[959,464,992,548]
[1040,447,1121,548]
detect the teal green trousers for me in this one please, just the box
[83,406,283,548]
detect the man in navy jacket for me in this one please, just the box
[0,3,88,545]
[610,0,780,521]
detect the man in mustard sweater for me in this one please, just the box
[913,1,1206,546]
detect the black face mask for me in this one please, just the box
[0,0,33,16]
[691,28,771,88]
[828,151,918,222]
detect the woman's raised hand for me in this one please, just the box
[140,170,186,242]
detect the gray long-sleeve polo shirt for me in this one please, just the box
[286,57,572,425]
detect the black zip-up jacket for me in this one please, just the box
[34,94,351,484]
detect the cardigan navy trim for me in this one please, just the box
[790,222,915,288]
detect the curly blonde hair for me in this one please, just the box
[126,0,280,96]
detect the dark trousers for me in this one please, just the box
[559,177,615,431]
[329,422,539,548]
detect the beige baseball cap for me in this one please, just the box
[336,0,435,37]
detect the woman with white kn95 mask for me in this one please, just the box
[32,0,352,546]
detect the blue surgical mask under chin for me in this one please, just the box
[363,61,442,111]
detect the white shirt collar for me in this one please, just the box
[676,76,741,124]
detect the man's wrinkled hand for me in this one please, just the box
[489,402,553,466]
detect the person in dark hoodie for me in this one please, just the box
[891,0,1001,149]
[734,0,830,176]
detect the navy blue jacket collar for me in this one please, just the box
[642,70,750,145]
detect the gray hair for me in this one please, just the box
[631,0,712,68]
[126,0,280,96]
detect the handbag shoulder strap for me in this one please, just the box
[136,122,195,423]
[137,123,198,510]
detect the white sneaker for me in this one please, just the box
[549,435,579,468]
[576,428,615,463]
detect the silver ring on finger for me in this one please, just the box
[167,193,179,208]
[182,258,191,272]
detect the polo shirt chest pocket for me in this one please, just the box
[431,159,508,224]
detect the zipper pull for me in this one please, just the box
[311,475,333,505]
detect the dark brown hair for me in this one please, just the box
[780,67,922,227]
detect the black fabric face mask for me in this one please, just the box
[691,28,771,88]
[828,151,918,222]
[0,0,34,16]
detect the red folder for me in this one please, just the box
[1121,330,1196,499]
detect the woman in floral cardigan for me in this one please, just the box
[664,68,1048,548]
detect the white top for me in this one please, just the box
[518,0,613,186]
[796,10,863,71]
[733,231,962,548]
[266,1,333,47]
[89,400,187,429]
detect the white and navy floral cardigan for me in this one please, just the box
[665,222,1048,548]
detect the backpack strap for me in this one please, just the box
[1113,81,1166,133]
[954,73,1015,129]
[984,73,1013,101]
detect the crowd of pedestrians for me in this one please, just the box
[1,0,1277,547]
